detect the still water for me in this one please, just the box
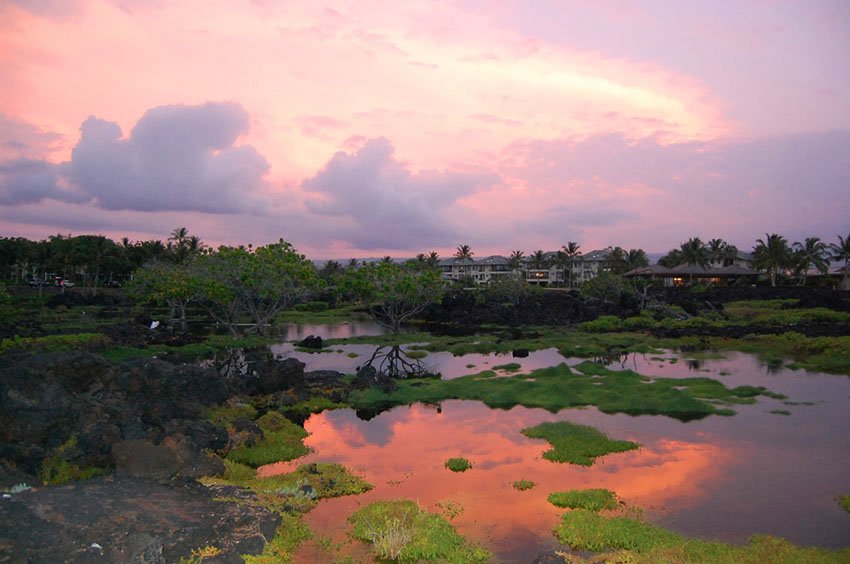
[259,341,850,561]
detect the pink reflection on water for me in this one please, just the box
[261,402,731,560]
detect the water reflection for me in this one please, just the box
[263,403,732,561]
[275,320,393,340]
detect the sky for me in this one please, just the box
[0,0,848,259]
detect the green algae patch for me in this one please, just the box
[348,362,779,421]
[548,489,619,511]
[444,457,472,472]
[242,513,312,564]
[349,499,490,562]
[492,362,522,372]
[226,412,311,467]
[554,508,850,563]
[513,479,536,491]
[837,495,850,514]
[522,421,638,466]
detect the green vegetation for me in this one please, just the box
[404,349,428,359]
[512,479,535,491]
[348,499,490,562]
[492,362,522,371]
[1,332,111,354]
[225,411,311,467]
[39,436,108,485]
[444,457,473,472]
[554,509,850,562]
[203,460,372,563]
[348,362,781,421]
[837,495,850,514]
[521,421,639,466]
[547,489,619,511]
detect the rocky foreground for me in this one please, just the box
[0,349,348,562]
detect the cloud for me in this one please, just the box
[0,102,270,213]
[488,129,850,250]
[0,113,63,160]
[302,137,498,249]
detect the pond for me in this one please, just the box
[259,350,850,561]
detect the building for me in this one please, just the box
[440,249,612,287]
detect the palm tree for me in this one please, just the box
[626,248,649,271]
[753,233,791,287]
[679,237,710,268]
[560,242,581,287]
[507,250,524,271]
[707,238,727,266]
[454,244,473,261]
[658,248,684,268]
[830,232,850,288]
[720,244,739,267]
[529,250,548,270]
[427,251,440,267]
[604,246,628,274]
[792,237,828,285]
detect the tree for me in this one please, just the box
[318,260,344,284]
[192,241,318,335]
[529,250,548,270]
[427,251,440,267]
[830,232,850,288]
[127,260,197,331]
[454,245,473,261]
[340,262,443,378]
[707,238,727,265]
[658,249,684,268]
[792,237,828,285]
[507,250,525,272]
[679,237,710,268]
[560,242,581,287]
[603,246,628,275]
[625,249,649,271]
[753,233,791,287]
[341,262,443,334]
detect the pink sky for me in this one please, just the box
[1,0,848,258]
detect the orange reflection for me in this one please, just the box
[260,402,735,559]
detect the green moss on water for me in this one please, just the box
[349,499,490,562]
[837,495,850,514]
[521,421,639,466]
[512,480,536,491]
[554,508,850,563]
[225,412,311,467]
[348,362,780,421]
[548,489,619,511]
[769,409,791,416]
[404,349,429,359]
[1,332,111,354]
[492,362,522,372]
[279,397,345,419]
[444,457,472,472]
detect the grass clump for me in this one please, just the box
[226,412,310,467]
[547,489,619,511]
[492,362,522,372]
[349,499,490,562]
[554,508,850,562]
[512,479,535,491]
[837,495,850,514]
[444,457,473,472]
[349,362,775,421]
[522,421,638,466]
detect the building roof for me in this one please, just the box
[624,263,760,277]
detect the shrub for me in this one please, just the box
[444,457,473,472]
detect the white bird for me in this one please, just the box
[150,320,160,330]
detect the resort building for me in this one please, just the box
[440,249,612,286]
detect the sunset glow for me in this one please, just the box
[1,0,848,256]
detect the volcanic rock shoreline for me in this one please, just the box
[0,350,348,562]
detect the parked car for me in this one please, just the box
[62,280,75,287]
[27,278,45,287]
[105,280,121,288]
